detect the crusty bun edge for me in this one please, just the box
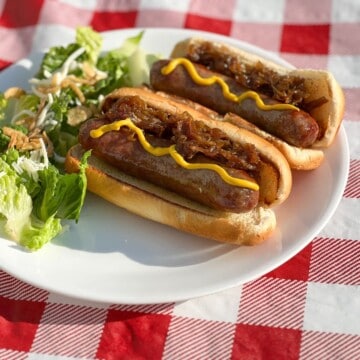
[104,87,292,206]
[171,37,345,149]
[65,144,276,246]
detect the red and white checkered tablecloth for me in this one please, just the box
[0,1,359,359]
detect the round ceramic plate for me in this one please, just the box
[0,28,349,304]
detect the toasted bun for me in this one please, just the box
[171,37,345,166]
[65,143,276,245]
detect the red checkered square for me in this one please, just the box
[309,237,360,285]
[163,317,235,359]
[90,10,137,31]
[185,13,231,35]
[231,23,282,52]
[136,9,186,28]
[0,296,45,352]
[265,243,312,281]
[231,324,301,360]
[0,58,11,71]
[238,278,307,329]
[281,25,330,54]
[0,0,44,27]
[96,309,171,360]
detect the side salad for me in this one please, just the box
[0,27,160,250]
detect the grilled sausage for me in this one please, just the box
[150,60,320,148]
[79,117,260,213]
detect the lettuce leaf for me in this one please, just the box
[19,216,62,251]
[37,43,82,79]
[76,26,102,65]
[0,93,7,121]
[33,150,89,222]
[0,161,32,241]
[0,149,89,251]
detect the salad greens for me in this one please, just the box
[0,26,160,250]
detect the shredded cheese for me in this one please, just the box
[11,138,49,181]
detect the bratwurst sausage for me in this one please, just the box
[79,117,259,213]
[150,59,320,148]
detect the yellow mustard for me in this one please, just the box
[90,118,259,191]
[161,58,299,112]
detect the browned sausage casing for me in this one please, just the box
[79,117,260,213]
[150,60,320,148]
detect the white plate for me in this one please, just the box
[0,28,349,304]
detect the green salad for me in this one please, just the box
[0,27,160,250]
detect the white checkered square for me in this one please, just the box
[57,0,97,9]
[328,55,360,88]
[332,0,360,23]
[319,198,360,241]
[233,0,285,23]
[27,353,81,360]
[139,0,190,11]
[303,282,360,335]
[32,25,76,52]
[173,285,242,323]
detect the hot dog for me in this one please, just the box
[149,37,345,170]
[65,87,292,245]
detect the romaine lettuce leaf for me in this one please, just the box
[37,43,82,79]
[0,149,89,251]
[0,93,7,121]
[19,216,62,251]
[33,150,89,222]
[76,26,102,65]
[0,160,32,241]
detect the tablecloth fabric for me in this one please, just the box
[0,1,359,359]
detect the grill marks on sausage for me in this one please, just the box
[103,95,261,172]
[150,60,320,148]
[79,96,267,213]
[185,40,328,111]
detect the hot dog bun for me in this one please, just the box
[65,87,292,245]
[167,37,345,170]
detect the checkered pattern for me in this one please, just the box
[1,0,359,359]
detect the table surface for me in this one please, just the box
[0,1,359,359]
